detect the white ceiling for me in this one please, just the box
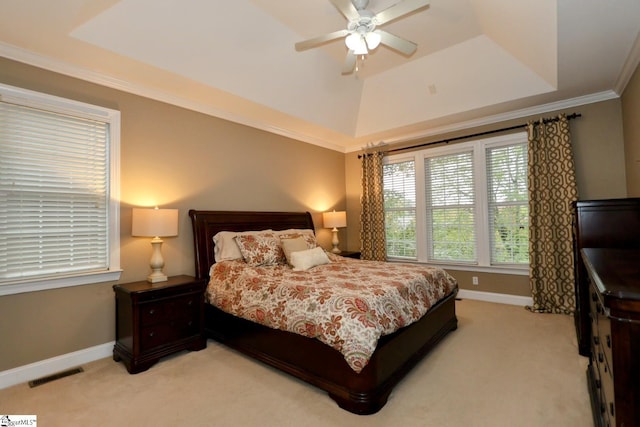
[1,0,639,152]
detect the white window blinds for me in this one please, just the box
[425,151,476,263]
[383,160,417,258]
[0,100,110,283]
[486,143,529,264]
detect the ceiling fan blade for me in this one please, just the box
[375,0,430,25]
[330,0,361,21]
[378,30,417,55]
[341,51,357,74]
[295,29,350,51]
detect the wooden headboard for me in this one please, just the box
[188,210,315,280]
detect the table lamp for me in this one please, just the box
[323,210,347,254]
[132,207,178,283]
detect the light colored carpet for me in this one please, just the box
[0,299,592,427]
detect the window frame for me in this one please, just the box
[0,83,121,296]
[383,132,529,275]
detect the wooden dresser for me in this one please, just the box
[572,198,640,356]
[582,248,640,427]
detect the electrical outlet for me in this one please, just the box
[472,276,479,285]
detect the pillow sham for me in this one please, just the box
[289,247,331,271]
[279,230,317,250]
[213,229,272,262]
[280,236,310,266]
[234,233,285,266]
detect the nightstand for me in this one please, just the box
[113,275,207,374]
[340,251,361,259]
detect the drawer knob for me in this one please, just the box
[187,300,193,306]
[149,331,154,337]
[606,335,611,348]
[149,309,155,315]
[598,353,604,363]
[594,336,600,345]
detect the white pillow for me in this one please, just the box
[213,229,272,262]
[290,247,330,271]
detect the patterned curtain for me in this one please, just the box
[360,149,387,261]
[527,114,578,314]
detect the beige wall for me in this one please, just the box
[622,62,640,196]
[0,58,346,371]
[0,55,631,372]
[346,98,628,296]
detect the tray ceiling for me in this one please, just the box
[1,0,639,152]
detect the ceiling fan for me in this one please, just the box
[295,0,430,74]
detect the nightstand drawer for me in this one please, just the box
[140,317,200,351]
[140,294,200,326]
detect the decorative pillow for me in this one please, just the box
[213,229,272,262]
[279,231,317,250]
[280,236,310,266]
[234,233,285,266]
[278,228,315,236]
[289,247,331,271]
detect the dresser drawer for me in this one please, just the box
[582,248,640,427]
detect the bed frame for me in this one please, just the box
[189,209,458,414]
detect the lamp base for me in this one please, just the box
[331,228,341,254]
[147,272,168,283]
[147,237,168,283]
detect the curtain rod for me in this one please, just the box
[359,112,581,158]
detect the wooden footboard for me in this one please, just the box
[204,290,457,414]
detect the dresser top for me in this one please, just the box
[581,248,640,305]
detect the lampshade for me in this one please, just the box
[345,33,368,55]
[132,208,178,237]
[365,31,382,50]
[323,210,347,229]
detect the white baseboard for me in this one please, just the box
[1,291,529,390]
[0,342,114,390]
[457,289,533,307]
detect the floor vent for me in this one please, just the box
[28,367,84,388]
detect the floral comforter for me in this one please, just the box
[207,254,458,372]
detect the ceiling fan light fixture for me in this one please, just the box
[365,31,381,50]
[345,33,368,55]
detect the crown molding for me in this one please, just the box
[345,90,619,153]
[0,42,347,153]
[615,29,640,95]
[0,42,624,155]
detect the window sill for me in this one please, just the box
[0,270,123,296]
[386,258,529,276]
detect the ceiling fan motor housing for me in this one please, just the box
[347,10,376,35]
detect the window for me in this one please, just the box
[0,83,121,295]
[425,151,476,263]
[486,143,529,265]
[383,132,529,272]
[383,160,416,258]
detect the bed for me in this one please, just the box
[189,209,458,414]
